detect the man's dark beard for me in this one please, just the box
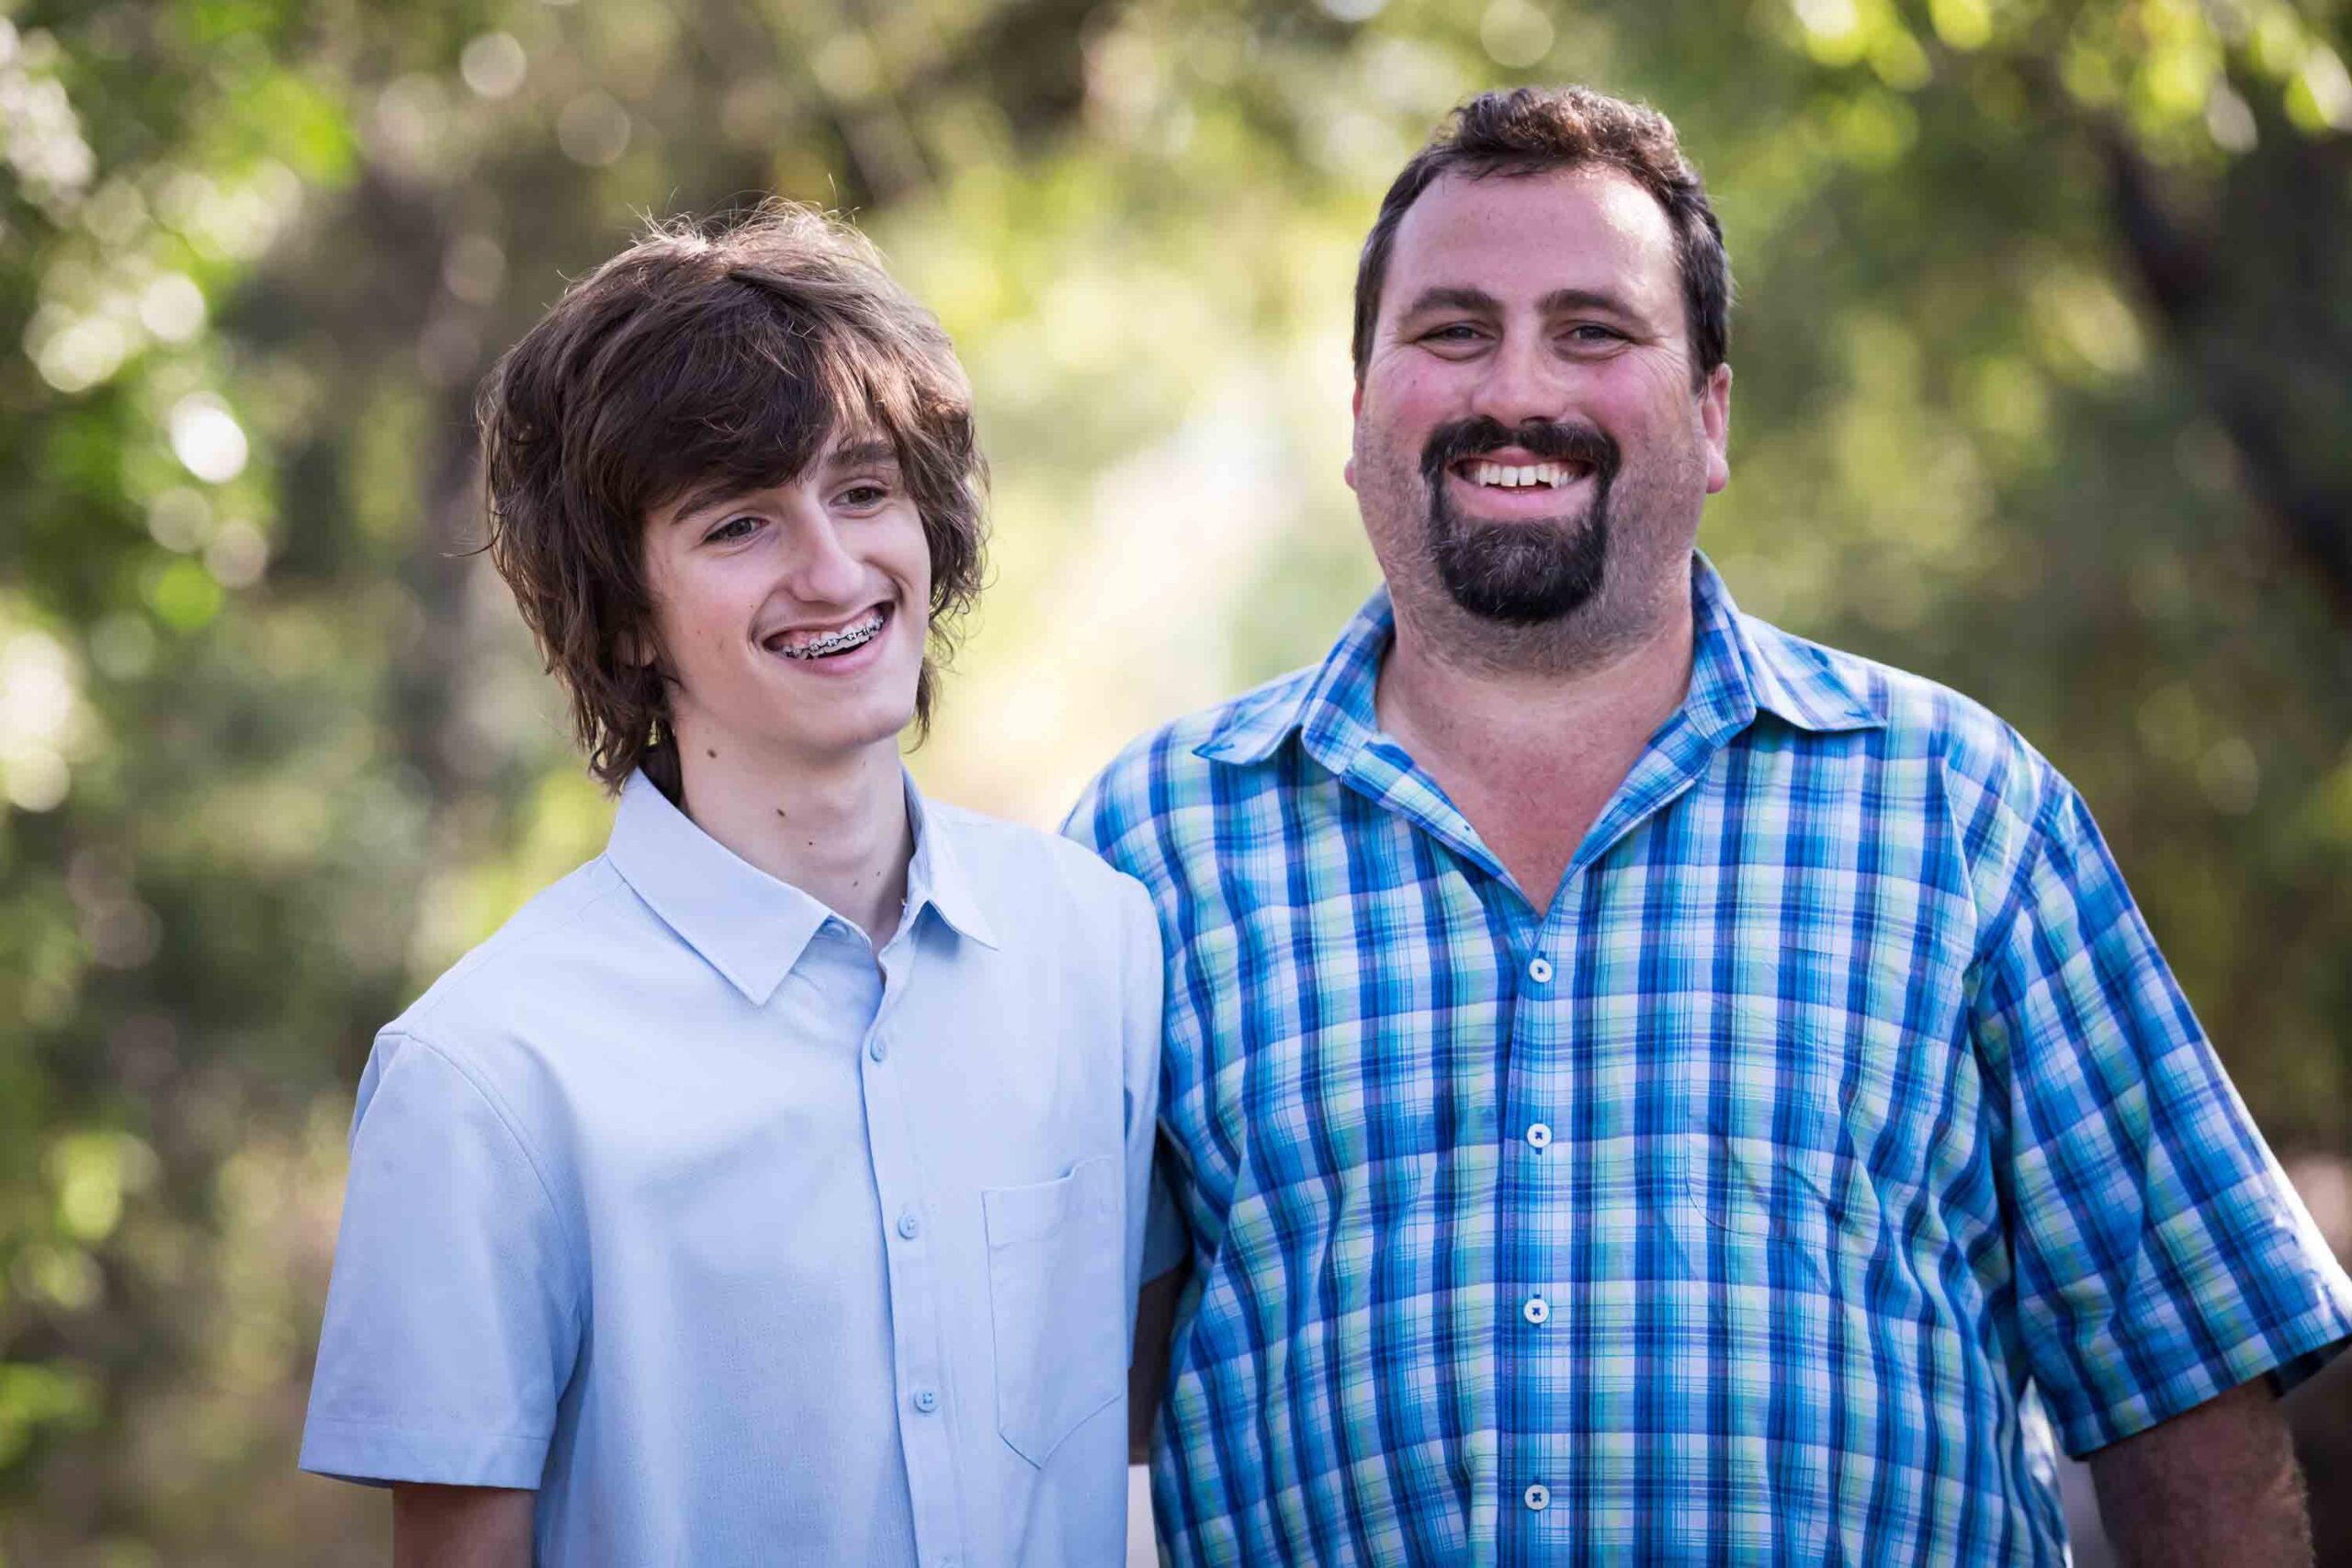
[1419,416,1622,626]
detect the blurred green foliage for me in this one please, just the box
[2,0,2349,1559]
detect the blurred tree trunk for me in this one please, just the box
[2101,109,2352,621]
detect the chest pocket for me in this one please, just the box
[1673,1005,1892,1277]
[981,1156,1125,1467]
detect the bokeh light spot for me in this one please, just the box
[168,393,249,484]
[460,33,528,100]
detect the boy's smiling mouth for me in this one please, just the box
[763,603,891,660]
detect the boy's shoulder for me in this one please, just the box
[384,854,645,1055]
[923,796,1148,917]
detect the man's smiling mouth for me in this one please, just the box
[763,604,890,660]
[1455,459,1592,490]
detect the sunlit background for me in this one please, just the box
[4,0,2351,1562]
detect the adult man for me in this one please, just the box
[1070,86,2352,1562]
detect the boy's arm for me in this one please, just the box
[300,1033,582,1504]
[1129,1261,1187,1462]
[392,1484,535,1568]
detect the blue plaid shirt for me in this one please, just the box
[1068,556,2352,1565]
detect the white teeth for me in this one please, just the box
[1468,461,1568,489]
[774,609,887,660]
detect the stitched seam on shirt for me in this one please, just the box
[402,863,633,1032]
[2060,1292,2352,1452]
[379,1030,590,1326]
[305,1414,555,1443]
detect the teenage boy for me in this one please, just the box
[300,208,1162,1567]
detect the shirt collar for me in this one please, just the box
[605,768,997,1007]
[901,784,1001,952]
[1193,551,1881,772]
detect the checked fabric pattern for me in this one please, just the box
[1068,556,2352,1566]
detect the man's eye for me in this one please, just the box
[1566,324,1623,344]
[1424,323,1485,344]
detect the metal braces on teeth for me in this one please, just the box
[781,616,883,660]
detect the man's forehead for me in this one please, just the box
[1386,165,1679,312]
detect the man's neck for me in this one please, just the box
[671,735,913,946]
[1374,583,1696,909]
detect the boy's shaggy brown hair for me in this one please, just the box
[478,205,987,795]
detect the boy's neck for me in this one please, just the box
[670,733,914,947]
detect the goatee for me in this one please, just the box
[1419,416,1621,626]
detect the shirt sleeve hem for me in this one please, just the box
[2054,1297,2352,1458]
[298,1417,549,1490]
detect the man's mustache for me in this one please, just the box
[1419,416,1622,487]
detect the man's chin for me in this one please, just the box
[1430,527,1608,626]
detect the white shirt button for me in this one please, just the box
[868,1035,888,1062]
[896,1210,921,1240]
[1527,956,1554,984]
[912,1388,938,1413]
[1524,1482,1550,1511]
[1522,1295,1550,1325]
[1525,1122,1553,1149]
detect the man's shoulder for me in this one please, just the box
[1069,665,1320,838]
[1743,612,2064,827]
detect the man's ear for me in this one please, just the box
[1343,378,1363,492]
[1701,362,1732,495]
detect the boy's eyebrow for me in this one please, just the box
[825,437,899,471]
[660,439,902,527]
[663,477,759,527]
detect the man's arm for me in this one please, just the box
[1130,1262,1187,1463]
[2086,1375,2311,1566]
[392,1483,535,1568]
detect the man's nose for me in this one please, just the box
[1469,330,1567,430]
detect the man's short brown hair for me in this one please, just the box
[1352,85,1732,387]
[478,204,987,795]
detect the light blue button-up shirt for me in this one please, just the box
[300,772,1162,1567]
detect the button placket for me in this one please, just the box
[854,947,962,1565]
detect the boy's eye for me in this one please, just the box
[838,482,891,507]
[703,515,760,545]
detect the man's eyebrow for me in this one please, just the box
[1396,285,1645,321]
[1537,287,1640,319]
[1397,286,1503,320]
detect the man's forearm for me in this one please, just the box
[2087,1375,2311,1566]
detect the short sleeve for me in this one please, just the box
[300,1031,583,1488]
[1974,785,2352,1456]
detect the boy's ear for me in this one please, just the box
[618,626,652,669]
